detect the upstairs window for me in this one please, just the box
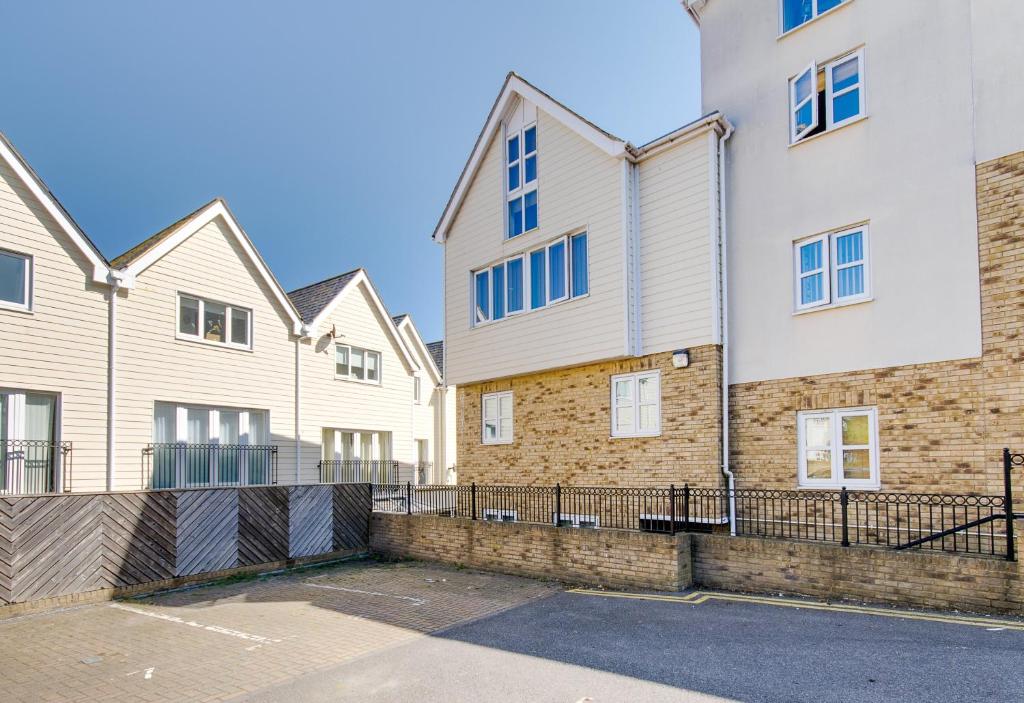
[178,294,251,349]
[336,344,382,384]
[507,124,538,238]
[472,232,588,327]
[0,250,31,311]
[781,0,846,34]
[794,225,870,311]
[414,376,422,403]
[789,49,864,144]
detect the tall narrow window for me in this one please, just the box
[790,62,818,143]
[826,50,864,129]
[507,256,524,314]
[414,376,422,403]
[611,371,661,438]
[547,239,567,303]
[492,263,506,321]
[482,391,513,444]
[475,270,490,324]
[506,123,538,238]
[793,226,869,311]
[0,250,30,310]
[530,249,546,310]
[571,233,589,297]
[798,407,878,488]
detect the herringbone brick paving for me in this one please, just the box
[0,559,556,702]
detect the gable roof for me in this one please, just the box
[0,131,111,284]
[432,72,631,243]
[431,73,729,242]
[393,315,442,384]
[425,340,444,376]
[287,269,361,323]
[391,313,408,326]
[113,198,304,333]
[288,268,420,372]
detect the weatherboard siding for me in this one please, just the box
[0,160,110,492]
[637,130,716,354]
[299,281,417,483]
[444,106,627,386]
[113,216,298,489]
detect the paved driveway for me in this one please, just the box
[1,558,1022,702]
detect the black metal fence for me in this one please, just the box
[318,459,398,484]
[143,443,278,489]
[371,481,1014,559]
[1,440,72,495]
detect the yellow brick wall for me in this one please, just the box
[455,345,723,487]
[730,151,1024,496]
[371,513,693,591]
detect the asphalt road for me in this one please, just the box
[244,589,1024,703]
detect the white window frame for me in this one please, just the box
[335,344,383,385]
[413,376,422,404]
[505,122,538,240]
[554,513,599,529]
[797,407,879,489]
[545,238,569,305]
[779,0,849,36]
[610,370,661,438]
[825,48,865,130]
[481,390,513,445]
[793,225,870,312]
[789,61,818,144]
[505,253,526,316]
[0,250,32,312]
[175,293,253,350]
[482,508,518,522]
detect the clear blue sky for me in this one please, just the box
[1,1,700,341]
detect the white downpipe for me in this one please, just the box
[106,279,121,492]
[294,337,302,484]
[718,120,736,536]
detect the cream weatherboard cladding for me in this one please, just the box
[0,159,110,492]
[444,106,627,386]
[113,216,299,489]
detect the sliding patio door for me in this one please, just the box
[1,391,58,494]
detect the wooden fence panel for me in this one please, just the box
[238,487,289,566]
[103,492,177,587]
[176,490,239,577]
[333,483,371,551]
[289,485,332,558]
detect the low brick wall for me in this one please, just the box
[691,533,1023,614]
[371,513,692,591]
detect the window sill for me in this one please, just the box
[0,302,33,314]
[505,225,539,242]
[796,483,880,491]
[334,375,382,386]
[789,115,868,149]
[777,0,853,41]
[793,296,872,317]
[175,333,253,353]
[471,293,590,330]
[481,439,513,446]
[610,432,662,440]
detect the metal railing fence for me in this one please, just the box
[143,443,278,489]
[1,440,72,495]
[318,459,398,485]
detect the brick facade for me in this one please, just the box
[371,513,693,591]
[456,345,723,487]
[730,151,1024,496]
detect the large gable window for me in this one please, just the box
[789,49,864,144]
[0,250,31,311]
[507,124,538,238]
[177,294,251,349]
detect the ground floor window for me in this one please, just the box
[797,407,879,489]
[482,391,513,444]
[150,402,271,488]
[321,429,394,482]
[0,390,58,493]
[610,371,661,438]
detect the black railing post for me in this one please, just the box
[555,483,562,527]
[1003,448,1016,562]
[471,482,477,520]
[683,483,690,529]
[840,486,850,547]
[669,485,676,535]
[406,481,412,515]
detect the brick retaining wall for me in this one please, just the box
[370,513,692,591]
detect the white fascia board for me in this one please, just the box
[306,270,421,373]
[120,200,304,333]
[433,74,628,243]
[395,316,442,385]
[0,137,112,286]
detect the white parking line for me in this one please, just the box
[109,603,284,644]
[302,580,426,605]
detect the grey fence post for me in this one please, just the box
[840,486,850,547]
[1004,448,1016,562]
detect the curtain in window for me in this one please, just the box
[23,394,54,493]
[0,395,7,491]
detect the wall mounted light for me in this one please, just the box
[672,349,690,369]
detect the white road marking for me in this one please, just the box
[144,667,154,680]
[109,603,283,645]
[302,580,426,605]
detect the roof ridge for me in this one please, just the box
[287,267,364,295]
[110,197,221,268]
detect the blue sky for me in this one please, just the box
[1,1,700,341]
